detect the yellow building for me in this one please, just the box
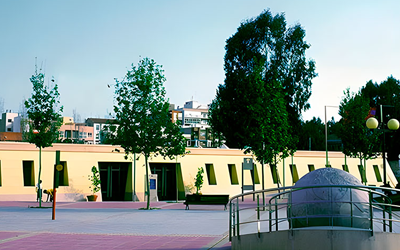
[0,142,396,202]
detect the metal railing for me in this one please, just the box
[229,185,400,241]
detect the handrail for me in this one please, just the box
[229,185,400,241]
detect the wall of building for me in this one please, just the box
[0,142,396,202]
[0,113,19,132]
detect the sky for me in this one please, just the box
[1,0,399,122]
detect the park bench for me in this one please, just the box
[184,194,230,210]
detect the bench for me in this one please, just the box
[184,194,230,210]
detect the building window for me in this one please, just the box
[205,164,217,185]
[228,164,239,185]
[308,164,315,172]
[7,119,12,122]
[88,133,92,138]
[358,165,367,183]
[270,164,280,184]
[96,125,100,130]
[22,161,35,186]
[373,165,382,182]
[58,162,69,186]
[7,128,11,132]
[289,164,299,183]
[184,118,201,124]
[251,165,260,184]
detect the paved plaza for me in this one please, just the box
[0,201,231,249]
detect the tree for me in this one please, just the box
[361,76,400,161]
[72,108,81,123]
[337,89,380,183]
[19,98,29,142]
[297,117,325,151]
[25,70,63,207]
[194,167,204,195]
[209,9,316,165]
[110,57,186,209]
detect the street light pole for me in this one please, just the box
[380,105,388,186]
[325,106,339,167]
[366,105,399,187]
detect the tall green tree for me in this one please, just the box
[110,58,186,209]
[361,76,400,161]
[337,89,380,183]
[25,70,63,207]
[209,9,316,164]
[297,117,325,151]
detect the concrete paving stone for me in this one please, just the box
[0,201,231,249]
[0,232,29,241]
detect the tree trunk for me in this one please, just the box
[176,157,178,203]
[38,147,42,208]
[364,158,367,185]
[145,155,150,209]
[133,152,137,202]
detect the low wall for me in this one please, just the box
[232,229,400,250]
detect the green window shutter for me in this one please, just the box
[270,164,280,184]
[373,165,382,182]
[228,164,239,185]
[358,165,367,184]
[205,164,217,185]
[289,164,299,183]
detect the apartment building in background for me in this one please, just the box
[0,111,22,141]
[58,117,94,144]
[0,111,19,132]
[175,100,213,147]
[85,118,116,144]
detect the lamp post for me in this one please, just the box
[366,105,399,187]
[325,105,339,167]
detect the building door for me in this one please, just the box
[150,163,177,201]
[99,162,130,201]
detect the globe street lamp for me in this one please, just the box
[366,106,399,187]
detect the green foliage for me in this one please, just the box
[109,57,187,209]
[110,57,186,159]
[25,69,63,208]
[360,76,400,161]
[297,117,325,151]
[25,72,63,148]
[209,9,316,165]
[194,167,204,194]
[88,166,101,194]
[161,119,188,160]
[337,89,380,161]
